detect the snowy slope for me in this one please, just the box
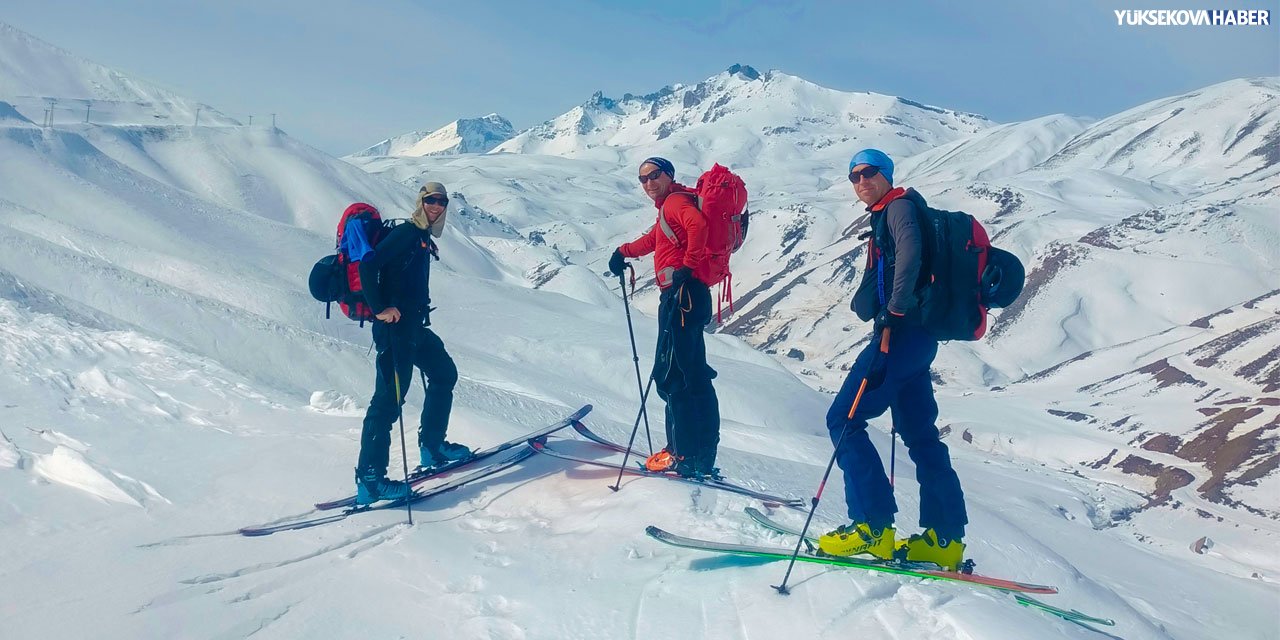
[0,23,1277,640]
[0,20,237,127]
[74,123,412,233]
[3,287,1275,640]
[352,113,516,158]
[1036,77,1280,189]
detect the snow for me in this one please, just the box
[0,21,238,127]
[1,20,1277,640]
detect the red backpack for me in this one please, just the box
[659,164,750,321]
[308,202,387,324]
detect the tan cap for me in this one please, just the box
[420,182,447,197]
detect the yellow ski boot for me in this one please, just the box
[817,523,896,560]
[900,528,966,571]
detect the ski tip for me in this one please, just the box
[238,527,273,537]
[570,404,593,420]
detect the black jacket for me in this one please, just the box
[358,221,437,325]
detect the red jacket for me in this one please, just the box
[620,184,709,288]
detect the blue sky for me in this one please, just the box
[4,0,1277,155]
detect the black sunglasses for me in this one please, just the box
[638,169,665,184]
[422,195,449,207]
[848,166,881,183]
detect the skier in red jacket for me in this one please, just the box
[609,157,722,478]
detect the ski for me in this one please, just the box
[570,419,629,452]
[745,507,1114,626]
[240,446,536,536]
[745,505,821,542]
[645,526,1058,594]
[529,438,806,509]
[315,404,592,510]
[1014,594,1116,627]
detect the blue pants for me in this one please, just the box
[825,326,967,540]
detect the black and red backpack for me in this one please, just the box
[308,202,387,324]
[853,189,1024,341]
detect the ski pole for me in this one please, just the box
[609,374,655,492]
[774,327,890,595]
[390,335,414,525]
[619,265,654,453]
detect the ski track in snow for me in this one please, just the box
[176,522,406,587]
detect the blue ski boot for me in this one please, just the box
[420,441,473,469]
[355,467,413,506]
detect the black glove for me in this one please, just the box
[671,266,694,286]
[874,307,906,333]
[608,248,627,278]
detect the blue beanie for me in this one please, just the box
[642,156,675,179]
[849,148,894,185]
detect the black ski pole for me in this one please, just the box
[390,335,414,525]
[609,374,655,492]
[619,266,654,453]
[773,327,891,595]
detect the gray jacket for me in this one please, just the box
[851,188,926,321]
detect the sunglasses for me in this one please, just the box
[422,195,449,207]
[638,169,665,184]
[848,166,881,183]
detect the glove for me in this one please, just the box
[671,266,694,286]
[608,248,628,278]
[874,307,906,333]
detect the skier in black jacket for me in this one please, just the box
[349,182,470,505]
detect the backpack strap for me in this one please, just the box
[656,192,699,246]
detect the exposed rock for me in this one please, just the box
[1190,536,1214,554]
[1089,448,1118,469]
[1115,454,1195,504]
[1177,408,1278,505]
[1139,358,1207,389]
[1141,433,1183,455]
[1048,409,1092,423]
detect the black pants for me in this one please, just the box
[654,281,721,467]
[357,321,458,475]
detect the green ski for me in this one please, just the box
[646,525,1058,594]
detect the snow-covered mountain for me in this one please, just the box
[0,21,237,127]
[2,22,1277,640]
[351,113,515,157]
[496,64,990,171]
